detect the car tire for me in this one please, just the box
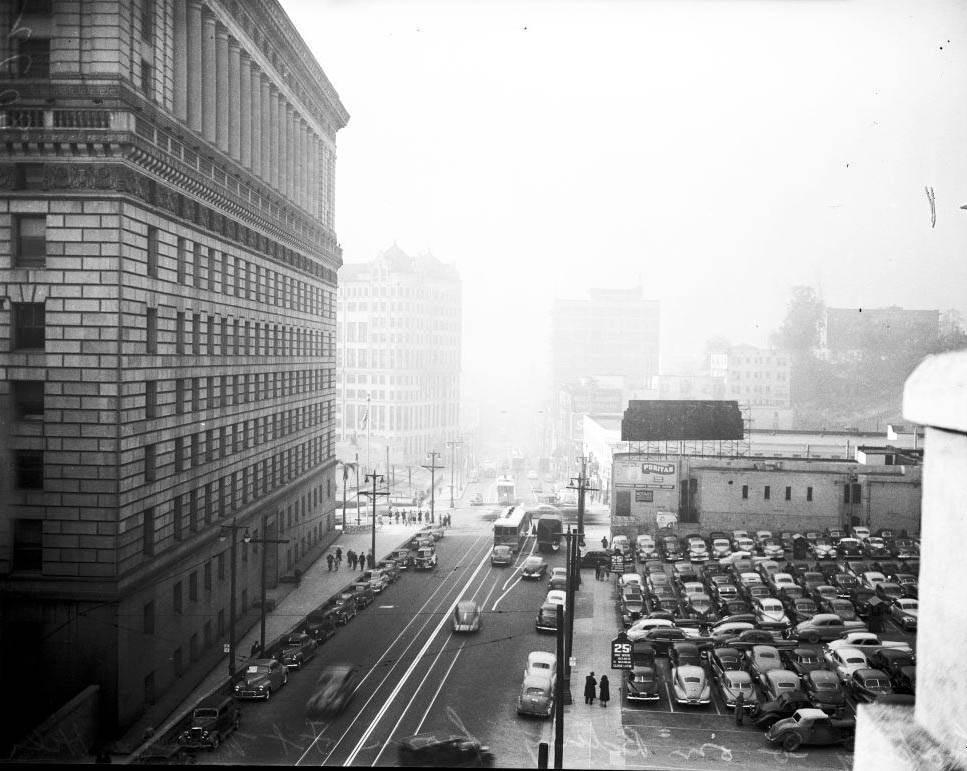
[806,632,821,644]
[782,733,802,751]
[283,673,288,686]
[264,687,271,701]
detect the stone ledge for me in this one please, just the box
[904,349,967,433]
[854,703,966,771]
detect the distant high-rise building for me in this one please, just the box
[551,287,660,389]
[336,245,462,466]
[0,0,347,741]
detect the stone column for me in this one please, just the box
[215,24,229,152]
[271,88,280,190]
[186,0,202,133]
[228,37,241,159]
[173,0,188,121]
[297,121,306,209]
[239,52,252,169]
[260,75,271,183]
[201,7,217,143]
[284,103,293,199]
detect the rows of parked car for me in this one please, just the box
[605,532,916,742]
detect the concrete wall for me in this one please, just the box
[9,685,99,760]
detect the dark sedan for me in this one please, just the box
[398,734,493,767]
[782,646,825,679]
[640,627,691,655]
[625,665,660,702]
[847,668,894,703]
[280,632,318,670]
[803,669,847,714]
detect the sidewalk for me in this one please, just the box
[114,521,428,762]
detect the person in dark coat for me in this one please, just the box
[735,692,745,725]
[326,553,334,571]
[601,536,609,549]
[584,672,597,705]
[599,675,610,707]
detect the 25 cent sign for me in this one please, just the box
[611,632,632,669]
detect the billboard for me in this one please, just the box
[613,459,678,490]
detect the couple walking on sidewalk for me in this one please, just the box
[583,672,610,706]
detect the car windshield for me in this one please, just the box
[525,687,546,696]
[845,656,865,664]
[524,559,542,568]
[247,665,270,674]
[866,679,890,688]
[798,655,819,664]
[814,681,836,690]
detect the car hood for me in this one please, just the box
[282,645,305,656]
[241,673,271,687]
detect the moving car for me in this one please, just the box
[280,632,318,670]
[234,658,287,700]
[671,664,711,705]
[521,556,548,580]
[452,600,482,632]
[517,674,554,718]
[469,492,484,506]
[305,664,360,718]
[398,734,493,767]
[176,695,240,750]
[765,708,855,752]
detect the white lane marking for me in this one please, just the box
[296,537,487,766]
[377,605,394,609]
[342,548,493,766]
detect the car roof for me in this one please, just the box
[522,674,553,688]
[809,669,840,683]
[797,707,831,720]
[528,651,556,663]
[456,600,479,611]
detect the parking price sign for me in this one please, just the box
[611,633,632,670]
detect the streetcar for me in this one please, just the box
[493,507,532,553]
[495,476,516,505]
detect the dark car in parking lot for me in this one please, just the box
[233,658,288,700]
[785,598,819,624]
[660,535,684,562]
[305,607,338,642]
[831,573,859,597]
[753,690,813,729]
[846,668,894,703]
[782,646,825,679]
[803,670,847,714]
[640,626,691,654]
[836,538,863,558]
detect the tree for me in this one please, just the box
[771,286,825,353]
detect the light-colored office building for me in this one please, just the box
[0,0,347,739]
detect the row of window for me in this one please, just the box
[338,348,458,369]
[735,484,862,503]
[147,306,332,358]
[147,228,335,317]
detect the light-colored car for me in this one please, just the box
[618,572,644,589]
[452,600,482,632]
[525,651,557,681]
[680,581,706,598]
[738,572,763,587]
[716,668,757,710]
[709,621,755,641]
[548,567,568,590]
[825,646,869,682]
[671,664,711,705]
[826,632,913,654]
[769,572,796,593]
[305,664,359,718]
[636,535,658,560]
[754,597,791,627]
[762,669,802,701]
[545,590,566,608]
[710,538,732,559]
[517,674,554,717]
[791,613,859,644]
[470,492,484,506]
[889,598,918,630]
[626,617,674,642]
[861,571,887,589]
[748,645,783,682]
[361,568,390,593]
[852,526,871,542]
[491,545,514,566]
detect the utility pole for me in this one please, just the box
[446,439,464,508]
[217,519,247,679]
[564,527,576,683]
[568,456,598,589]
[553,602,565,769]
[245,513,289,655]
[339,461,357,531]
[422,451,444,524]
[360,473,389,566]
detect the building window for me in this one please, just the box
[844,482,862,503]
[784,486,792,501]
[146,226,158,277]
[174,436,185,472]
[176,311,185,354]
[172,648,182,678]
[140,58,153,98]
[764,485,771,500]
[806,486,813,502]
[192,313,201,355]
[143,506,155,555]
[144,443,156,483]
[204,561,212,591]
[17,38,50,77]
[15,449,43,489]
[173,495,183,541]
[143,601,155,634]
[146,307,158,354]
[177,238,188,283]
[145,380,157,419]
[741,484,748,500]
[13,519,42,571]
[14,215,45,268]
[175,379,185,415]
[173,581,182,614]
[144,672,156,706]
[218,552,225,581]
[189,571,197,602]
[12,303,45,350]
[140,0,154,40]
[13,380,44,420]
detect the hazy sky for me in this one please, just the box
[283,0,967,403]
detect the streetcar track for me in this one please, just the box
[296,534,491,766]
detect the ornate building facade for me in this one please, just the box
[0,0,348,741]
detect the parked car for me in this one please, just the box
[785,598,820,625]
[752,690,813,729]
[626,664,660,702]
[469,492,484,506]
[810,537,837,560]
[233,658,287,700]
[709,537,732,559]
[639,626,691,654]
[280,632,318,670]
[305,607,338,643]
[452,600,482,632]
[782,646,825,679]
[803,669,847,714]
[620,589,646,627]
[535,602,560,633]
[824,646,869,683]
[377,559,400,583]
[636,534,658,561]
[547,567,569,591]
[868,649,916,680]
[874,582,904,603]
[176,695,240,750]
[790,613,856,644]
[390,548,413,569]
[709,646,744,677]
[361,568,390,593]
[521,556,548,580]
[525,650,557,681]
[762,669,804,701]
[351,582,375,608]
[671,664,711,705]
[748,645,783,683]
[517,674,554,718]
[716,668,757,711]
[414,547,438,570]
[579,549,611,569]
[846,668,894,703]
[332,592,358,625]
[305,664,360,718]
[820,599,866,629]
[836,538,863,558]
[889,598,918,630]
[753,597,790,627]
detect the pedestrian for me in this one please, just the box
[336,547,342,563]
[352,552,359,571]
[367,552,375,569]
[584,672,597,705]
[326,553,334,571]
[418,510,423,523]
[599,675,610,707]
[395,511,400,525]
[735,692,745,726]
[346,550,354,570]
[250,640,260,658]
[601,535,609,550]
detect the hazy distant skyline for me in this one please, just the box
[283,0,967,405]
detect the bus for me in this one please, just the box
[495,476,516,505]
[493,506,532,553]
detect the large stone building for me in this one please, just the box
[0,0,348,743]
[336,245,462,467]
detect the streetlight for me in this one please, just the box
[243,514,290,656]
[217,519,247,679]
[337,460,358,531]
